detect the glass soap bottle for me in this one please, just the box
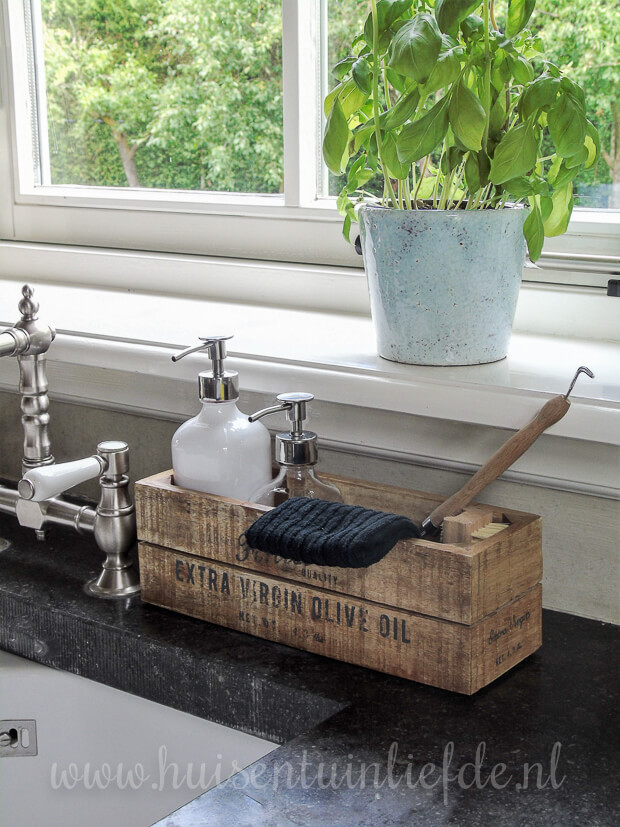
[248,392,343,506]
[171,336,272,499]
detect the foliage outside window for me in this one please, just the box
[41,0,283,193]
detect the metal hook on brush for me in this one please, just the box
[564,366,595,399]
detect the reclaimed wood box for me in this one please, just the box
[136,471,542,695]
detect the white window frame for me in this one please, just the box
[0,0,618,306]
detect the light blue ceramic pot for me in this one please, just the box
[359,205,527,366]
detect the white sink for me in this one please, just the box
[0,650,276,827]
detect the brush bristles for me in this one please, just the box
[471,522,510,540]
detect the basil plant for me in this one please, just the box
[323,0,599,260]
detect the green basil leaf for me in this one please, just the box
[388,14,442,83]
[380,87,421,130]
[383,0,412,27]
[496,35,517,53]
[520,76,560,120]
[584,121,600,169]
[339,78,369,119]
[548,94,587,158]
[353,122,375,151]
[564,144,589,169]
[504,176,535,197]
[421,44,462,95]
[539,195,553,222]
[506,0,536,37]
[560,76,586,107]
[342,212,352,243]
[363,12,394,52]
[478,151,491,187]
[449,81,486,152]
[363,0,411,48]
[324,84,341,118]
[416,174,439,200]
[332,57,355,82]
[345,155,375,193]
[336,191,358,241]
[511,54,535,85]
[489,91,507,137]
[385,67,407,93]
[323,98,351,175]
[464,151,481,193]
[336,189,352,214]
[547,154,562,185]
[548,156,579,189]
[534,177,550,198]
[497,56,513,85]
[435,0,481,40]
[365,0,412,38]
[491,63,507,94]
[523,202,544,261]
[489,123,538,185]
[460,14,484,41]
[367,132,379,170]
[396,96,450,164]
[543,183,573,237]
[382,131,411,179]
[352,58,372,95]
[441,146,464,175]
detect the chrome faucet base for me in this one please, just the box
[85,566,141,599]
[1,285,140,598]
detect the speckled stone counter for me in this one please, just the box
[0,515,618,826]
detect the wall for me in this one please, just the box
[0,390,617,624]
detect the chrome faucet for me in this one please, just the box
[0,285,140,598]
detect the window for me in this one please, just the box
[1,0,343,272]
[1,0,618,302]
[40,0,284,194]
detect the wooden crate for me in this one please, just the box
[136,471,542,694]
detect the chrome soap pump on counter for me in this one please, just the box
[171,336,272,499]
[248,392,343,506]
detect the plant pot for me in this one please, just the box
[359,204,527,366]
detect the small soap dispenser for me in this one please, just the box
[171,336,272,499]
[248,392,343,506]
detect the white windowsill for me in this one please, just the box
[0,279,618,499]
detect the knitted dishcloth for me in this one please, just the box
[240,497,420,568]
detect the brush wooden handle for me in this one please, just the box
[427,394,570,529]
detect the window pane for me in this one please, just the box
[39,0,283,193]
[325,1,619,209]
[326,0,368,198]
[532,0,619,210]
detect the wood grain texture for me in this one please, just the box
[138,542,542,695]
[136,471,542,625]
[427,394,570,527]
[441,506,495,544]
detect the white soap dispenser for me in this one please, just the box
[171,336,272,499]
[248,392,343,506]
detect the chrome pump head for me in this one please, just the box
[250,392,318,466]
[172,335,239,402]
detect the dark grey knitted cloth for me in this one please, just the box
[241,497,420,568]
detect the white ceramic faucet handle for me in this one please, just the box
[18,456,105,502]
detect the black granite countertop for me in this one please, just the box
[0,516,618,826]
